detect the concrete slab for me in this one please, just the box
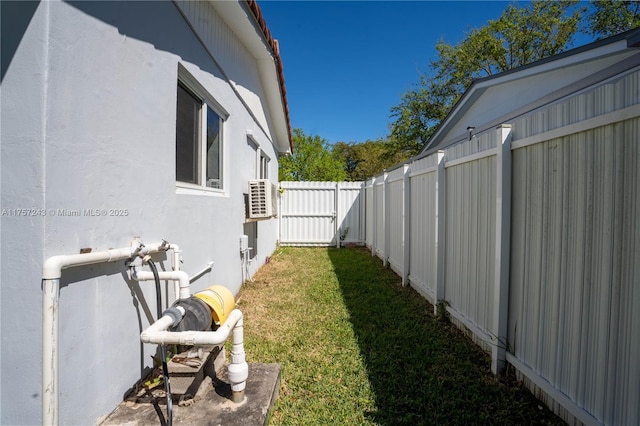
[99,363,281,426]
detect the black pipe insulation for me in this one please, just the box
[147,258,173,426]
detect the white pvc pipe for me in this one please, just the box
[167,243,181,272]
[42,278,59,426]
[131,269,191,300]
[190,261,214,283]
[140,309,248,398]
[141,308,241,345]
[41,241,174,426]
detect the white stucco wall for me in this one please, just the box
[1,1,281,424]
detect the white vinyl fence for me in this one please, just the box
[278,181,364,246]
[364,70,640,426]
[278,69,639,426]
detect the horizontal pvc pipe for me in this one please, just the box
[143,313,177,336]
[140,309,248,397]
[44,248,132,280]
[41,241,171,426]
[141,309,242,345]
[132,269,191,300]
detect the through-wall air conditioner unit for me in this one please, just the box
[248,179,278,219]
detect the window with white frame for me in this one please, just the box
[176,69,227,190]
[247,134,270,180]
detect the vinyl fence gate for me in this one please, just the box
[278,181,364,247]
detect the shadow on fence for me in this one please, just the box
[327,247,563,425]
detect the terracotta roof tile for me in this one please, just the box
[246,0,294,153]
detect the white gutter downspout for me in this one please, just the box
[140,308,249,403]
[41,241,173,426]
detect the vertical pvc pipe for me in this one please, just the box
[168,244,181,272]
[42,278,59,426]
[227,316,248,403]
[41,241,168,424]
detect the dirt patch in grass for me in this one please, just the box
[236,247,564,425]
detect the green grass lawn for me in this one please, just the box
[236,247,563,425]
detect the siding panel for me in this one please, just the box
[408,163,438,302]
[387,177,404,274]
[444,141,496,336]
[509,117,640,425]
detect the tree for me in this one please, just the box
[279,128,347,181]
[390,1,582,155]
[333,139,404,181]
[586,1,640,38]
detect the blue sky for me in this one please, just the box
[259,1,513,145]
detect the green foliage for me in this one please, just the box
[279,128,347,181]
[390,1,582,155]
[389,75,454,157]
[436,299,451,323]
[332,139,407,180]
[586,1,640,38]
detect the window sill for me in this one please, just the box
[176,183,227,197]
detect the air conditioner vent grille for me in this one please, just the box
[248,179,275,219]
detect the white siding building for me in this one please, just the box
[1,1,291,424]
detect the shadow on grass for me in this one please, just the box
[327,247,563,426]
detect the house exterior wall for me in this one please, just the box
[1,1,282,424]
[175,0,276,142]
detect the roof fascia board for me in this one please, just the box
[424,53,640,155]
[423,35,635,153]
[472,38,630,89]
[256,57,291,153]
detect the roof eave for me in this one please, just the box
[421,28,640,156]
[209,0,293,154]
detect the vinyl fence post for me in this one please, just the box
[383,171,389,267]
[335,182,340,248]
[435,151,446,314]
[359,181,365,245]
[371,177,377,256]
[402,163,411,286]
[492,124,512,374]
